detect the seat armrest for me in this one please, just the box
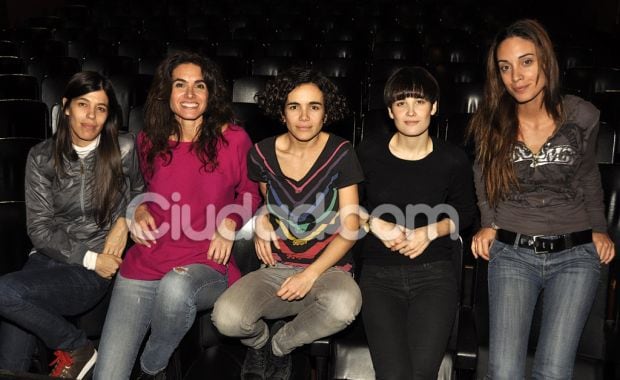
[455,305,478,371]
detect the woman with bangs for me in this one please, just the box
[356,66,476,379]
[468,19,614,379]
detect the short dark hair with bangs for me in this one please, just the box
[383,66,440,107]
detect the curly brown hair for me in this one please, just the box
[256,67,348,124]
[142,51,233,178]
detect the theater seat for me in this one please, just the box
[0,100,49,139]
[0,74,39,100]
[0,56,25,74]
[232,103,281,142]
[232,76,268,104]
[0,137,42,202]
[0,201,31,275]
[596,121,616,164]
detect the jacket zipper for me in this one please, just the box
[80,160,86,221]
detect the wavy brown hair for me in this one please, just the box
[142,51,233,178]
[256,66,348,124]
[467,19,563,207]
[54,71,125,227]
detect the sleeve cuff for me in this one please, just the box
[227,214,244,232]
[82,251,98,271]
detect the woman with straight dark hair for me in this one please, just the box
[0,71,143,379]
[94,51,260,379]
[468,19,615,379]
[356,66,476,379]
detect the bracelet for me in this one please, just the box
[362,218,371,233]
[366,216,374,233]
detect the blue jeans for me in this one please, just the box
[487,241,601,380]
[212,264,362,356]
[93,264,227,379]
[0,253,110,371]
[360,261,458,380]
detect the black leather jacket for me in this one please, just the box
[24,133,144,265]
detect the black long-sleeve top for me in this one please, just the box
[357,135,477,266]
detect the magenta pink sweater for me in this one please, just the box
[120,126,261,284]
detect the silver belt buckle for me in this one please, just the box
[530,235,549,254]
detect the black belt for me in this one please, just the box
[495,229,592,254]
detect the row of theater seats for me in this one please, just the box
[0,64,618,135]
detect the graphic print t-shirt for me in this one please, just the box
[247,134,364,271]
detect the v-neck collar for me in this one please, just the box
[273,133,332,184]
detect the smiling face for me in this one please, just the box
[388,97,437,137]
[64,90,109,147]
[282,83,326,143]
[170,63,209,124]
[496,36,547,105]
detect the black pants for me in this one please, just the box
[360,261,458,380]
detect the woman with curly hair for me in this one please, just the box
[212,67,363,380]
[94,51,261,379]
[468,19,614,379]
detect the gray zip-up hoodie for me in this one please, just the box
[25,133,145,265]
[474,95,608,235]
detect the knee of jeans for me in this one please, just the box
[318,286,362,325]
[211,295,251,336]
[0,278,26,308]
[157,269,196,308]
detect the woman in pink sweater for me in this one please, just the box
[95,51,260,380]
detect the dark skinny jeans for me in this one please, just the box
[360,261,457,380]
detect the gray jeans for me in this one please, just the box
[212,264,362,356]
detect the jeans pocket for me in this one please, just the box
[425,261,455,276]
[360,265,394,290]
[573,242,600,261]
[488,240,509,263]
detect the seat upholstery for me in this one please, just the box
[0,100,49,139]
[0,74,40,100]
[232,76,268,104]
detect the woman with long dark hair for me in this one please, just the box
[468,19,615,379]
[94,51,261,379]
[0,71,143,379]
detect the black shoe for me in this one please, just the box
[241,344,270,380]
[265,321,292,380]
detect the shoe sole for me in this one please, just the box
[76,349,97,380]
